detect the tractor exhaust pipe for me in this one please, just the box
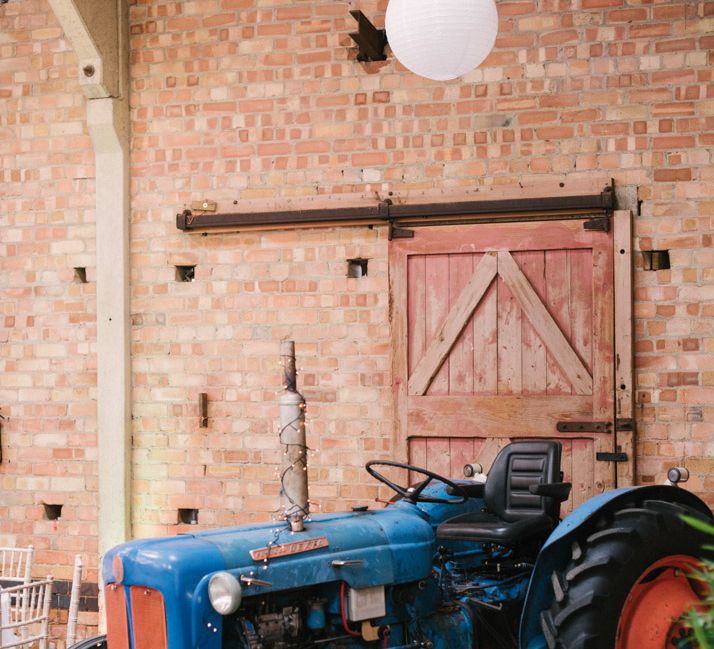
[279,340,309,532]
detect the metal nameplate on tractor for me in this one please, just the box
[250,536,329,561]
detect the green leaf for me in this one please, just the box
[681,515,714,536]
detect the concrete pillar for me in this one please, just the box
[90,94,132,553]
[48,0,132,555]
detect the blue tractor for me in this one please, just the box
[73,440,713,649]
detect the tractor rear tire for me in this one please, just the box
[540,499,713,649]
[68,636,107,649]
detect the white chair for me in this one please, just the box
[0,547,35,648]
[0,548,34,586]
[0,577,53,649]
[66,555,83,648]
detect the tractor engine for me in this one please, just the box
[227,597,304,649]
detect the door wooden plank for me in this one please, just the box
[559,439,575,514]
[391,243,410,466]
[571,438,595,507]
[449,254,475,395]
[474,278,498,394]
[517,251,547,395]
[407,255,426,377]
[545,250,572,395]
[449,438,476,478]
[591,244,614,418]
[408,437,427,468]
[425,438,451,477]
[408,253,498,396]
[498,251,593,395]
[497,272,522,395]
[614,210,635,487]
[407,395,592,436]
[408,437,427,489]
[570,249,594,375]
[393,220,605,256]
[425,254,451,395]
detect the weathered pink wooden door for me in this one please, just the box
[391,219,618,508]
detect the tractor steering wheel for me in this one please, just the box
[365,460,467,504]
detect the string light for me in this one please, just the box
[277,413,312,522]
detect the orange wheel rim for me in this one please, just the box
[616,555,705,649]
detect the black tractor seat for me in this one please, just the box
[437,441,571,548]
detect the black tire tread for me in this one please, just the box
[584,525,638,545]
[565,554,621,582]
[552,591,607,627]
[551,571,566,603]
[570,540,582,561]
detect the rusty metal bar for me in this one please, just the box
[176,188,614,233]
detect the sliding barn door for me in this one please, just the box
[391,219,620,508]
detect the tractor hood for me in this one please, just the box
[103,501,441,648]
[104,502,436,594]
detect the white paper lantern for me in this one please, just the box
[385,0,499,81]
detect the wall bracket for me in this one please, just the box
[349,10,388,62]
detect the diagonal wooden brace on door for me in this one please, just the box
[408,253,498,395]
[408,250,593,396]
[497,251,592,395]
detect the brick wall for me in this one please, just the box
[131,225,392,537]
[129,0,714,522]
[0,0,99,643]
[1,0,713,639]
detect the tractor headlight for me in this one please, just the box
[208,572,242,615]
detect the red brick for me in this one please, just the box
[203,14,235,28]
[540,30,579,46]
[540,94,579,108]
[519,111,558,125]
[497,2,537,16]
[561,109,600,122]
[653,168,692,182]
[582,0,622,7]
[682,339,700,352]
[652,135,696,149]
[630,23,672,39]
[665,373,700,387]
[535,126,574,139]
[655,38,696,54]
[607,8,648,22]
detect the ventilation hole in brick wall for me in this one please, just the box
[178,508,199,525]
[641,250,670,271]
[73,267,88,283]
[175,265,196,282]
[347,258,368,278]
[43,503,63,521]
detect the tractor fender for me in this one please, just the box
[518,485,713,649]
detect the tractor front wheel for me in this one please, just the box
[540,499,712,649]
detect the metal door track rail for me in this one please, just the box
[176,187,614,234]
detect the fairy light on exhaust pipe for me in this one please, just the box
[208,572,242,615]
